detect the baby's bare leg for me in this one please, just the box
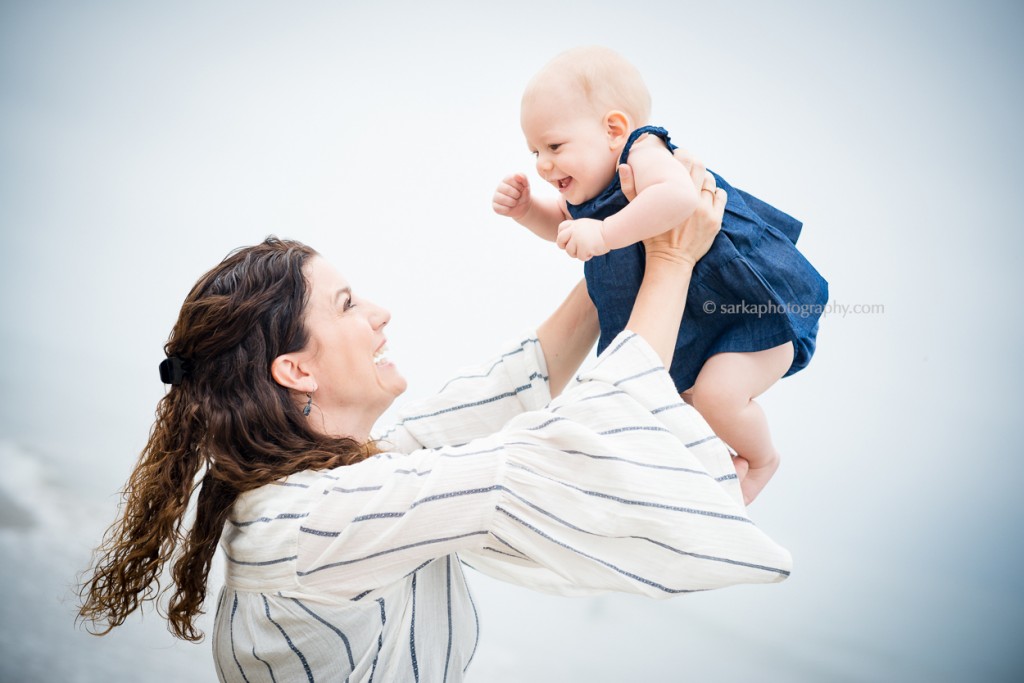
[691,342,794,505]
[680,387,751,479]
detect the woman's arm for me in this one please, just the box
[375,333,551,451]
[298,328,788,602]
[536,278,599,397]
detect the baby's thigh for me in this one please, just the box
[694,342,795,401]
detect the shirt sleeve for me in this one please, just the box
[372,332,551,454]
[292,331,791,601]
[460,332,789,596]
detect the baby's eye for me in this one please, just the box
[549,143,562,151]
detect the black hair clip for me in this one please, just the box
[159,355,190,385]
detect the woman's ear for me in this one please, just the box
[270,353,317,393]
[605,110,631,148]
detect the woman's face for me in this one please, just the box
[297,256,407,427]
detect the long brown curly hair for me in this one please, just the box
[78,237,377,642]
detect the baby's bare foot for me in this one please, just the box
[739,453,780,505]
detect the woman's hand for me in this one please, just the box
[617,149,725,268]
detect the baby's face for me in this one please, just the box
[521,95,621,206]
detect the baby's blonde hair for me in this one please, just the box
[523,46,651,126]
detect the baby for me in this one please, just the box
[492,46,829,504]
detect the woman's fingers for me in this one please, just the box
[663,147,706,191]
[670,147,696,174]
[705,186,727,223]
[687,156,707,190]
[700,171,717,195]
[712,186,727,214]
[617,164,637,201]
[678,184,725,263]
[624,146,708,199]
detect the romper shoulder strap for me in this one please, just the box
[618,125,676,164]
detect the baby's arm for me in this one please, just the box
[493,173,568,242]
[601,135,700,249]
[555,137,699,261]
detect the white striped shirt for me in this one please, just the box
[212,331,792,682]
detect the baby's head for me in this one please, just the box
[520,46,651,205]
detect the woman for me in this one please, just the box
[78,155,791,681]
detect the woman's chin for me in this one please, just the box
[376,361,408,397]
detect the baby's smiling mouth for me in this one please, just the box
[555,177,572,191]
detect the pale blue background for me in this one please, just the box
[1,0,1021,681]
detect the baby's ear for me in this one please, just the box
[604,110,631,148]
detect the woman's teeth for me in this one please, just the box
[374,346,390,365]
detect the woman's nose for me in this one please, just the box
[367,301,391,329]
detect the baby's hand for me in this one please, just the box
[492,173,532,220]
[556,218,610,262]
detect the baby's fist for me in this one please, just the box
[492,173,532,219]
[556,218,610,262]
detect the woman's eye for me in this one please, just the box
[343,297,356,311]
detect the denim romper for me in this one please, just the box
[568,126,829,393]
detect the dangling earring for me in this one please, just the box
[302,393,313,417]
